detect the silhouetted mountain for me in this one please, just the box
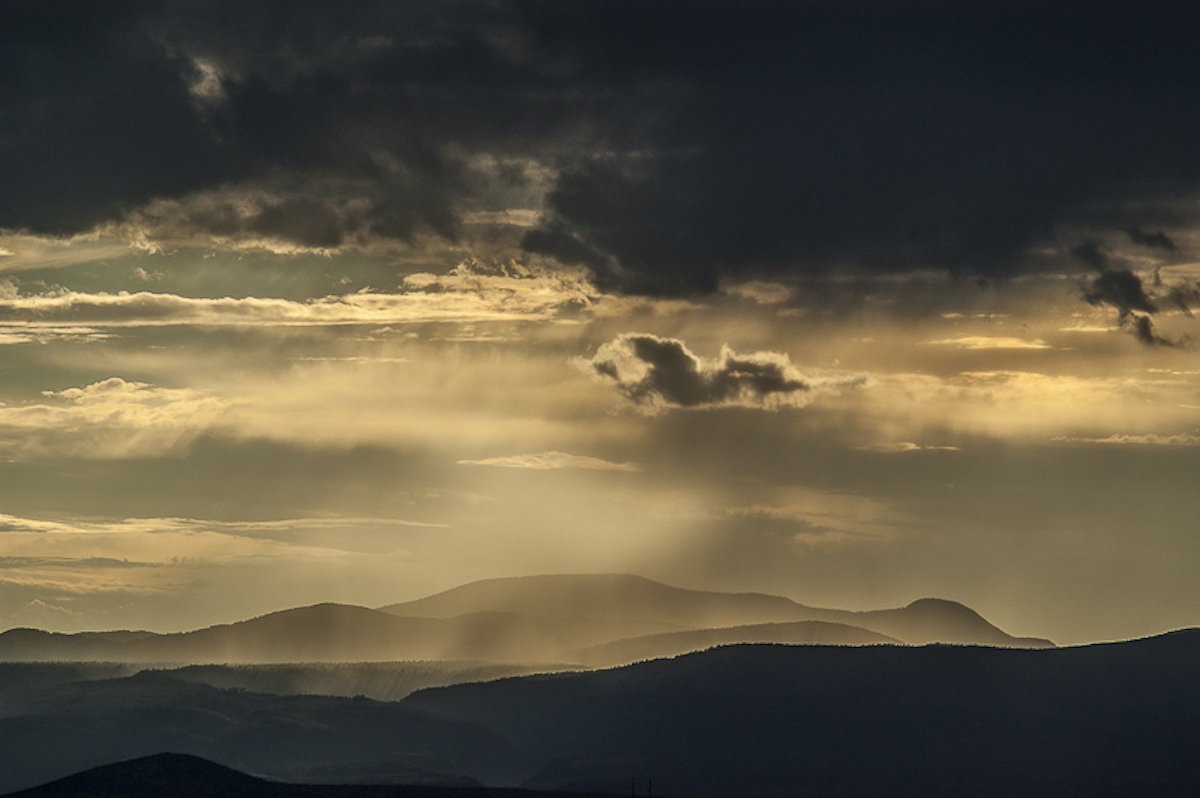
[3,752,271,798]
[0,671,521,794]
[847,598,1054,647]
[0,605,656,665]
[572,620,901,667]
[378,574,808,627]
[403,630,1200,797]
[4,633,1199,796]
[0,575,1051,668]
[379,574,1053,648]
[2,753,619,798]
[163,661,565,702]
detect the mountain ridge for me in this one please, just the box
[0,574,1053,665]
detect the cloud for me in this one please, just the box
[927,336,1050,350]
[1127,314,1180,347]
[1126,227,1177,251]
[578,333,864,411]
[1053,433,1200,446]
[5,3,1200,294]
[1080,268,1192,346]
[457,451,639,471]
[0,378,230,459]
[0,260,596,328]
[856,442,961,453]
[1084,269,1158,318]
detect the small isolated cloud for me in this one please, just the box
[457,451,639,471]
[1053,432,1200,446]
[577,333,864,411]
[927,336,1050,350]
[857,442,961,453]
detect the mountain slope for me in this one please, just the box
[403,630,1200,797]
[3,753,618,798]
[379,574,1052,648]
[5,633,1198,797]
[378,573,809,628]
[0,604,661,664]
[572,620,902,667]
[0,574,1051,666]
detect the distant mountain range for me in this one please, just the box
[3,631,1199,797]
[0,574,1052,665]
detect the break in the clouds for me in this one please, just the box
[457,451,639,471]
[580,333,863,411]
[5,2,1200,294]
[0,260,595,328]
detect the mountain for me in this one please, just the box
[0,671,521,793]
[378,574,1054,648]
[2,753,618,798]
[2,752,273,798]
[161,661,561,702]
[4,633,1199,797]
[571,620,901,667]
[845,598,1054,647]
[378,573,811,627]
[0,575,1051,667]
[403,630,1200,797]
[0,604,659,664]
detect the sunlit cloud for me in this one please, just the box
[1053,432,1200,446]
[844,369,1200,441]
[856,442,961,453]
[0,513,435,613]
[927,336,1051,350]
[457,451,640,471]
[0,259,599,330]
[0,379,230,459]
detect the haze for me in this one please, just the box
[3,1,1200,646]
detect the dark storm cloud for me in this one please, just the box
[4,1,1200,291]
[1084,270,1158,318]
[1083,267,1196,346]
[1126,228,1177,252]
[521,2,1200,292]
[1128,315,1175,348]
[580,333,862,410]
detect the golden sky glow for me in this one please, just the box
[4,2,1200,647]
[2,240,1199,644]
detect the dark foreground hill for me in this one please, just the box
[2,633,1198,797]
[405,630,1200,797]
[1,753,616,798]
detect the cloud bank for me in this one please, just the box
[5,2,1200,294]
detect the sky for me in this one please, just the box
[2,0,1200,645]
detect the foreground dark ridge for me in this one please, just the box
[1,753,619,798]
[2,632,1197,796]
